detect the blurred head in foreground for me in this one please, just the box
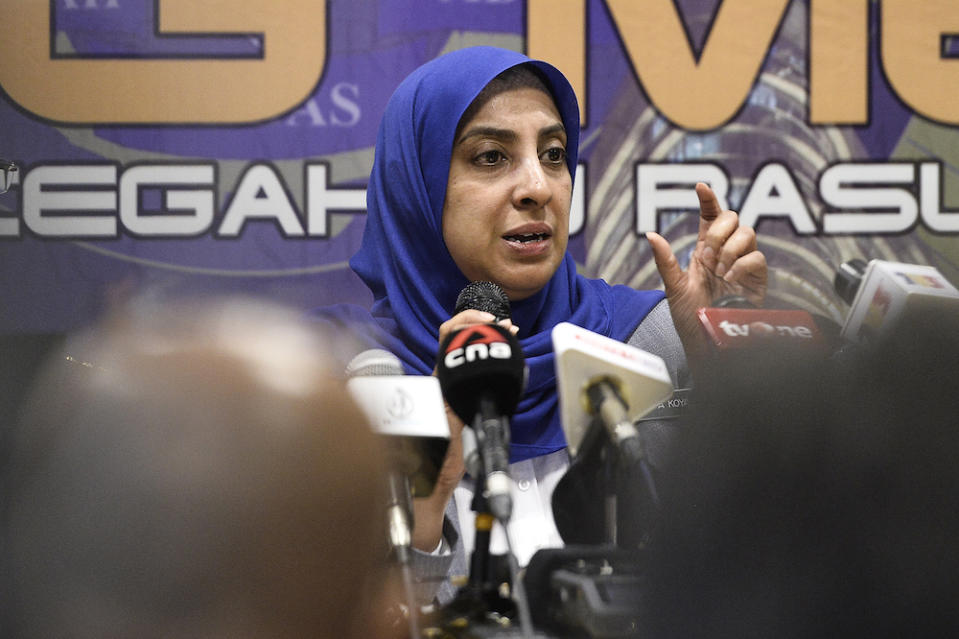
[2,296,393,639]
[645,313,959,638]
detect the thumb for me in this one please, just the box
[646,231,684,294]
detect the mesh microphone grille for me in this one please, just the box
[345,348,404,377]
[454,281,511,320]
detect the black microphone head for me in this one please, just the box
[713,295,757,309]
[834,258,868,305]
[345,348,404,377]
[454,281,511,320]
[436,323,525,424]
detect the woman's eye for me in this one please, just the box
[543,147,566,164]
[476,150,505,165]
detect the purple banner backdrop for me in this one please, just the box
[1,0,957,334]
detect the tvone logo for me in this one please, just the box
[444,325,512,369]
[717,320,815,339]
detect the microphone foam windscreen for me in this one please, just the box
[345,348,404,377]
[454,281,511,320]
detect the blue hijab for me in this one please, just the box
[341,46,664,462]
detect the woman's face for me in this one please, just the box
[442,86,571,302]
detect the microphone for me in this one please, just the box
[345,347,405,377]
[454,281,512,321]
[436,322,525,522]
[346,350,448,639]
[551,322,674,465]
[444,281,520,522]
[697,307,827,351]
[345,350,450,479]
[460,423,482,482]
[1,158,17,194]
[834,258,959,346]
[345,349,450,555]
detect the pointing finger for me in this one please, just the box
[696,182,723,222]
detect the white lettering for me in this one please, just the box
[488,342,511,359]
[739,163,816,234]
[718,320,815,338]
[22,165,117,237]
[305,163,366,237]
[286,82,362,128]
[330,83,361,126]
[636,163,730,233]
[442,341,511,367]
[820,163,917,233]
[7,159,959,240]
[775,324,798,337]
[119,164,215,236]
[445,350,464,368]
[219,164,303,237]
[286,99,328,127]
[919,162,959,232]
[718,320,748,337]
[63,0,120,9]
[465,343,488,362]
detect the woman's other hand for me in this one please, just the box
[646,182,768,364]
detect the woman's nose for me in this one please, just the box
[512,156,552,208]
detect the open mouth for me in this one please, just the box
[503,232,549,243]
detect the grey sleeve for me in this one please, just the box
[407,496,468,607]
[626,298,689,390]
[626,298,689,471]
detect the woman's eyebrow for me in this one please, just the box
[456,123,567,146]
[539,123,567,141]
[456,126,516,146]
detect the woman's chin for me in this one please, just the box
[496,274,552,301]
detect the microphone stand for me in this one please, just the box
[436,450,516,632]
[432,415,538,637]
[467,476,503,605]
[585,379,658,547]
[384,467,422,639]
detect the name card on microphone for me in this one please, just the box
[698,307,824,349]
[552,322,673,458]
[346,376,449,439]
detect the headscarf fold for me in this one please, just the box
[333,46,664,462]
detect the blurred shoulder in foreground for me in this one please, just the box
[645,312,959,639]
[2,295,398,639]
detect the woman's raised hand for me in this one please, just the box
[646,182,768,363]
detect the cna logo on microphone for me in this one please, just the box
[442,325,513,369]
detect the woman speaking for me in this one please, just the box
[319,45,767,605]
